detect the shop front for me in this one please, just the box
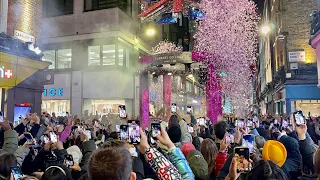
[42,73,71,116]
[285,84,320,116]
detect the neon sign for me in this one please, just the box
[0,67,13,78]
[43,88,63,97]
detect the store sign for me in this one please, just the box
[43,88,63,97]
[288,51,305,62]
[14,30,35,43]
[153,52,192,65]
[0,67,13,78]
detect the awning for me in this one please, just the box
[0,52,50,89]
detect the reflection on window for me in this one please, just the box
[42,50,56,69]
[57,49,72,69]
[126,50,130,67]
[103,45,115,65]
[119,48,124,66]
[43,0,74,18]
[88,46,100,66]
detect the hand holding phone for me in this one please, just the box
[119,105,127,118]
[234,147,252,173]
[128,120,140,144]
[120,125,128,141]
[151,123,161,137]
[50,132,57,143]
[171,103,177,113]
[10,167,23,180]
[242,134,255,154]
[294,111,305,126]
[187,106,192,114]
[65,154,74,167]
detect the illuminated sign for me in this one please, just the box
[14,30,36,43]
[43,88,63,97]
[0,67,13,78]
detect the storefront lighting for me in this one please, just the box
[152,72,156,75]
[146,28,156,36]
[168,72,172,75]
[261,25,271,35]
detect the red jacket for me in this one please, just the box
[215,152,227,175]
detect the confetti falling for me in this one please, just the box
[194,0,259,117]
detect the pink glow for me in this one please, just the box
[141,88,149,128]
[163,75,172,106]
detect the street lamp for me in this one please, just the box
[146,28,156,36]
[261,25,270,35]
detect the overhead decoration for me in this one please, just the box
[138,0,203,23]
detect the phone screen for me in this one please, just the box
[171,103,177,113]
[151,123,161,137]
[0,111,3,122]
[50,132,57,143]
[65,154,74,167]
[43,134,50,144]
[187,106,192,114]
[120,125,128,141]
[187,123,194,133]
[234,147,251,172]
[128,120,140,144]
[116,125,120,133]
[236,120,244,128]
[242,134,255,154]
[119,105,127,118]
[85,130,91,140]
[66,112,69,118]
[282,120,288,128]
[24,133,33,143]
[294,111,305,125]
[11,167,23,180]
[199,118,205,126]
[247,120,253,127]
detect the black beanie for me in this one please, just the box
[167,125,182,143]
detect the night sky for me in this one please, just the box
[254,0,265,14]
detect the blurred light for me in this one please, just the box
[168,72,172,75]
[34,47,41,54]
[146,28,156,36]
[188,74,193,78]
[152,72,156,75]
[261,25,270,35]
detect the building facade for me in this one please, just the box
[257,0,320,116]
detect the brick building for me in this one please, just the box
[257,0,320,116]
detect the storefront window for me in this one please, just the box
[295,100,320,116]
[83,99,125,116]
[42,50,56,69]
[103,45,116,65]
[42,100,70,116]
[88,46,100,66]
[119,48,124,66]
[57,49,72,69]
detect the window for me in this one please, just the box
[186,82,193,92]
[103,45,116,65]
[88,46,100,66]
[42,49,72,69]
[42,51,56,69]
[84,0,132,16]
[57,49,72,69]
[126,50,130,68]
[119,48,124,66]
[43,0,74,18]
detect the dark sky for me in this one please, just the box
[254,0,264,14]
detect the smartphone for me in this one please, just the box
[187,105,192,114]
[50,132,57,143]
[116,125,120,133]
[253,116,258,122]
[282,120,288,129]
[236,120,244,128]
[119,105,127,118]
[187,123,194,133]
[85,130,91,140]
[24,132,33,143]
[120,125,128,141]
[10,166,23,180]
[128,120,140,144]
[45,116,49,123]
[234,147,252,173]
[199,117,205,126]
[294,111,305,126]
[171,103,177,113]
[66,112,69,118]
[242,134,255,154]
[151,123,161,137]
[65,154,74,167]
[225,133,234,144]
[247,120,253,127]
[42,134,50,144]
[0,111,3,122]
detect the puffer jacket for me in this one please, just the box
[144,147,182,180]
[215,153,227,176]
[167,147,195,180]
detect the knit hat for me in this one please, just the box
[181,142,196,157]
[187,150,208,179]
[167,125,182,143]
[262,140,287,167]
[67,145,83,164]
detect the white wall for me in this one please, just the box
[82,71,134,99]
[43,73,71,100]
[71,71,82,116]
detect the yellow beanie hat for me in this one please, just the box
[262,140,287,167]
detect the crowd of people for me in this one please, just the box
[0,108,320,180]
